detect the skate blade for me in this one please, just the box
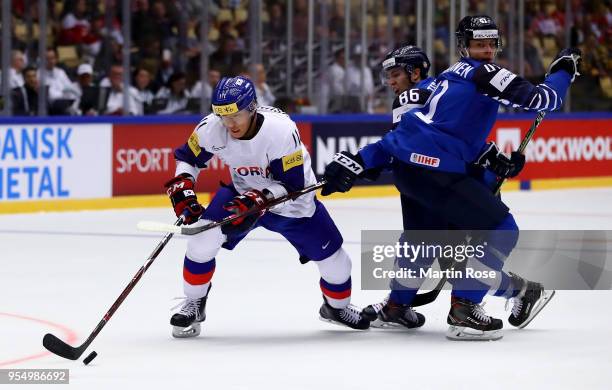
[517,289,556,329]
[172,323,201,338]
[369,318,405,329]
[318,316,368,331]
[446,325,503,341]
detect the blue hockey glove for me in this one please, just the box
[321,151,365,196]
[547,48,582,82]
[475,142,525,179]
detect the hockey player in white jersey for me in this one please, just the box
[164,76,370,337]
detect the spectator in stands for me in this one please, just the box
[0,50,26,90]
[134,67,155,114]
[250,63,276,107]
[64,63,100,115]
[326,48,348,113]
[38,48,73,102]
[531,3,563,37]
[11,66,45,116]
[524,29,546,77]
[265,3,286,38]
[154,71,191,114]
[582,33,609,78]
[293,0,309,41]
[209,36,244,77]
[59,0,102,58]
[100,64,140,115]
[190,68,221,101]
[150,0,177,49]
[346,45,374,113]
[132,0,158,49]
[154,49,176,89]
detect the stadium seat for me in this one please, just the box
[57,46,80,68]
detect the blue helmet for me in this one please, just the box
[211,76,257,116]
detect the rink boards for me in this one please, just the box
[0,113,611,213]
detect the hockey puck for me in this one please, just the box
[83,351,97,365]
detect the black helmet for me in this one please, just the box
[455,15,503,57]
[380,45,431,84]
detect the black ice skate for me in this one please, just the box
[447,296,503,341]
[507,273,556,329]
[319,297,370,330]
[362,296,425,329]
[170,285,211,338]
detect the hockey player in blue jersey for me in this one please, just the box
[322,16,580,340]
[359,45,434,329]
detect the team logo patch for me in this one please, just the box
[410,153,440,167]
[212,103,239,116]
[489,69,517,92]
[282,149,304,171]
[188,132,201,156]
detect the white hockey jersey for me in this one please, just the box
[175,106,317,218]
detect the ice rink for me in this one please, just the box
[1,188,612,389]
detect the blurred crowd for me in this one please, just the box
[0,0,610,116]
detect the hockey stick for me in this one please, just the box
[42,218,183,360]
[138,181,327,236]
[411,111,546,307]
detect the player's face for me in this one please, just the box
[468,39,497,62]
[221,109,254,139]
[386,67,412,95]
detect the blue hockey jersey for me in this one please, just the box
[360,58,572,173]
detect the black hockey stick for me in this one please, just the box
[137,181,327,236]
[42,218,183,360]
[411,111,546,307]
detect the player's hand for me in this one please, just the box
[321,151,365,196]
[475,142,525,179]
[164,173,204,224]
[548,48,582,82]
[222,189,269,234]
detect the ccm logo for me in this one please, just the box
[410,153,440,167]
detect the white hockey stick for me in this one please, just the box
[138,181,326,235]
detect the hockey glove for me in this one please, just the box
[165,173,204,224]
[321,151,365,196]
[475,142,525,179]
[547,48,582,82]
[222,189,269,235]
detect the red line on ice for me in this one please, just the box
[0,312,78,367]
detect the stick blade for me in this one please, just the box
[43,333,82,360]
[137,221,182,234]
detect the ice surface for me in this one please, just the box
[1,188,611,389]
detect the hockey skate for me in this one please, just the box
[446,296,503,341]
[507,274,556,329]
[319,297,370,330]
[170,285,211,338]
[362,296,425,329]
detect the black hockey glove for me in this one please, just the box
[321,151,365,196]
[548,47,582,82]
[475,142,525,179]
[222,189,269,235]
[165,173,204,224]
